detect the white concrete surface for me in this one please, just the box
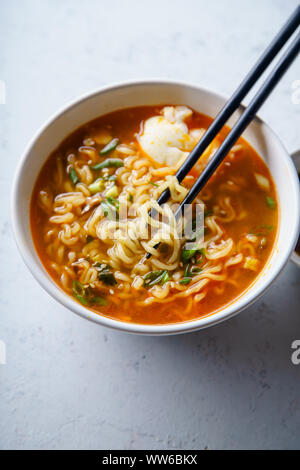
[1,0,300,450]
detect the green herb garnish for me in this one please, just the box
[191,266,203,273]
[92,158,124,171]
[180,245,205,263]
[179,277,192,285]
[149,182,159,187]
[266,196,276,209]
[98,273,116,286]
[184,263,191,278]
[179,251,204,284]
[160,271,169,284]
[143,270,169,287]
[101,197,119,220]
[88,177,104,194]
[72,280,107,306]
[92,296,109,306]
[251,224,274,236]
[72,280,89,305]
[69,167,79,185]
[94,263,117,286]
[129,194,133,202]
[105,185,119,198]
[99,138,119,155]
[181,248,199,263]
[101,201,115,220]
[183,263,202,279]
[106,196,120,209]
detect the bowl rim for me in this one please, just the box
[11,78,300,335]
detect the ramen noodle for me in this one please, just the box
[30,106,278,324]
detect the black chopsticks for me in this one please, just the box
[156,5,300,208]
[146,5,300,259]
[174,28,300,218]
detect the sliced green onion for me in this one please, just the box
[69,167,79,185]
[92,158,124,171]
[180,277,192,285]
[72,280,85,296]
[161,271,169,284]
[251,224,274,236]
[101,201,116,220]
[88,178,104,194]
[74,294,89,305]
[266,196,276,209]
[106,196,120,209]
[101,197,119,220]
[184,263,191,278]
[181,248,199,263]
[72,280,88,304]
[129,194,133,202]
[143,270,169,287]
[190,266,203,274]
[105,185,118,198]
[149,182,159,187]
[92,296,108,306]
[72,280,107,306]
[99,138,119,155]
[94,263,117,286]
[98,273,116,286]
[183,263,202,279]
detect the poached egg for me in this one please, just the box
[138,106,203,167]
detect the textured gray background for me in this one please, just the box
[1,0,300,450]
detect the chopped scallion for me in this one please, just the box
[99,138,119,155]
[251,224,274,236]
[266,196,276,209]
[69,167,79,185]
[94,263,117,286]
[92,296,109,306]
[105,185,119,198]
[92,158,124,171]
[143,270,169,287]
[180,277,192,285]
[72,280,107,306]
[181,248,199,263]
[101,196,120,220]
[88,178,104,194]
[101,201,117,220]
[106,196,119,208]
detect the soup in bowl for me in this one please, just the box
[11,81,300,334]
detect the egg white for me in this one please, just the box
[138,106,202,167]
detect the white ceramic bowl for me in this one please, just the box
[11,80,300,335]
